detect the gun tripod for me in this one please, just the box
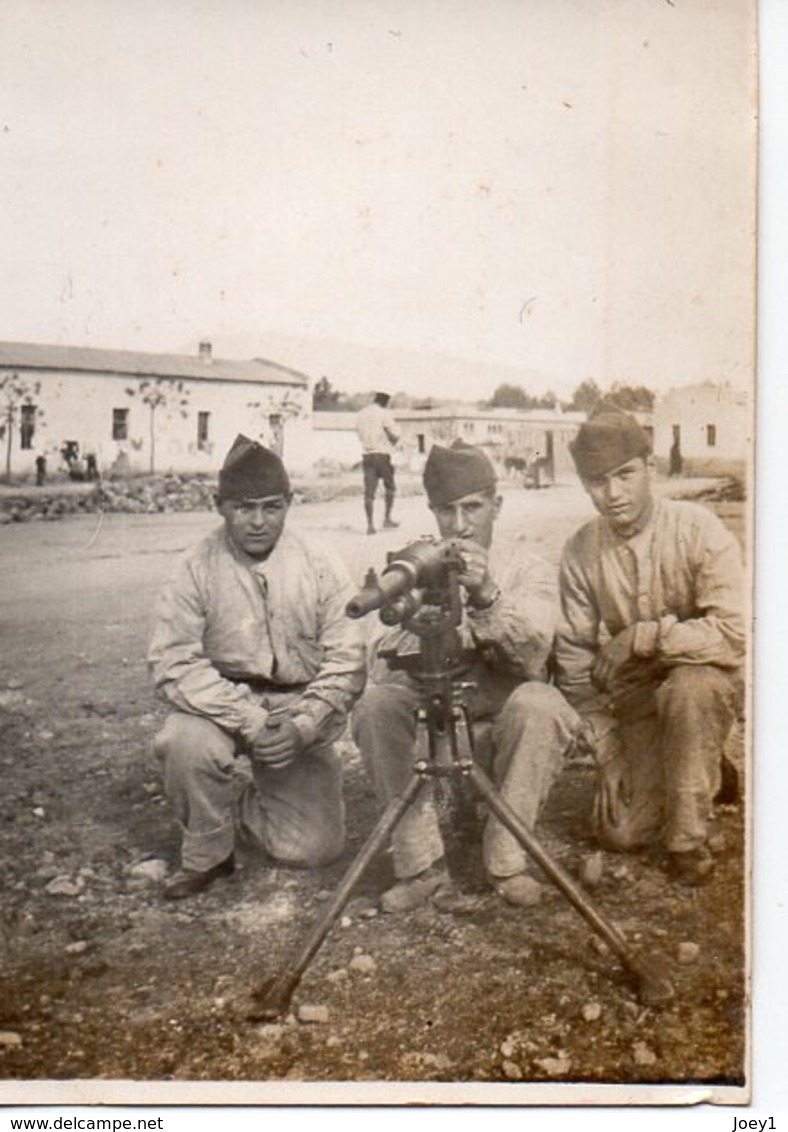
[247,559,674,1021]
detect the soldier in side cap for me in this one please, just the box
[353,440,578,913]
[148,435,366,899]
[554,406,745,885]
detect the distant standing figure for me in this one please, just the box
[35,454,46,487]
[355,391,400,534]
[669,438,683,477]
[85,453,99,481]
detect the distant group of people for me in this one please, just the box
[148,403,744,907]
[33,446,100,487]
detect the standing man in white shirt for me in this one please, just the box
[355,390,401,535]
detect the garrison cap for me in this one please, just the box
[423,440,497,507]
[570,404,652,479]
[217,434,290,501]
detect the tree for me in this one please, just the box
[312,376,342,411]
[125,378,191,474]
[568,378,603,414]
[487,383,559,411]
[246,390,305,455]
[606,382,655,412]
[0,372,43,481]
[488,383,532,410]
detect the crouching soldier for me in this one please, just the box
[149,435,366,898]
[353,440,578,913]
[555,406,745,885]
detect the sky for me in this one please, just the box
[0,0,757,400]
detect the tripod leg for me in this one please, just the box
[468,763,674,1005]
[247,771,428,1021]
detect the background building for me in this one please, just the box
[0,340,311,478]
[312,405,586,483]
[652,382,750,477]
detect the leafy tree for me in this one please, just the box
[246,390,305,454]
[606,382,655,412]
[125,378,190,474]
[487,383,560,411]
[0,372,43,481]
[312,376,342,411]
[568,378,603,414]
[488,383,534,410]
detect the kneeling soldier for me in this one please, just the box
[149,435,366,899]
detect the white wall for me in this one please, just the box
[1,369,310,477]
[653,383,750,472]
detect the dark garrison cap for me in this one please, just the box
[569,404,652,479]
[423,440,497,507]
[217,434,290,501]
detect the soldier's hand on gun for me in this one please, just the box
[448,539,498,607]
[591,625,638,691]
[250,714,305,770]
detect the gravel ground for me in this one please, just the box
[0,478,748,1103]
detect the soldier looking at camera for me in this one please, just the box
[554,406,745,886]
[149,435,366,899]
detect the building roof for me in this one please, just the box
[0,341,309,388]
[395,406,586,425]
[312,406,589,431]
[657,381,749,408]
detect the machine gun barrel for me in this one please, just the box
[345,561,420,619]
[345,539,452,620]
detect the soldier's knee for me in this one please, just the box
[502,682,576,727]
[659,665,732,709]
[153,714,234,773]
[353,684,418,735]
[275,825,345,869]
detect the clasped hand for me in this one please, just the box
[250,714,305,770]
[591,625,638,691]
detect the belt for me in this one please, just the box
[220,672,308,694]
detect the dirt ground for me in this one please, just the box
[0,477,747,1097]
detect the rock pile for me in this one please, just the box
[0,475,218,522]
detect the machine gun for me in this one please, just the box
[247,538,674,1021]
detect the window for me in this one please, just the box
[112,408,129,440]
[197,411,210,448]
[20,404,36,449]
[706,424,717,447]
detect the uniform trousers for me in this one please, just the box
[352,681,578,881]
[154,711,345,872]
[592,664,739,854]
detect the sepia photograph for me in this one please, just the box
[0,0,760,1110]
